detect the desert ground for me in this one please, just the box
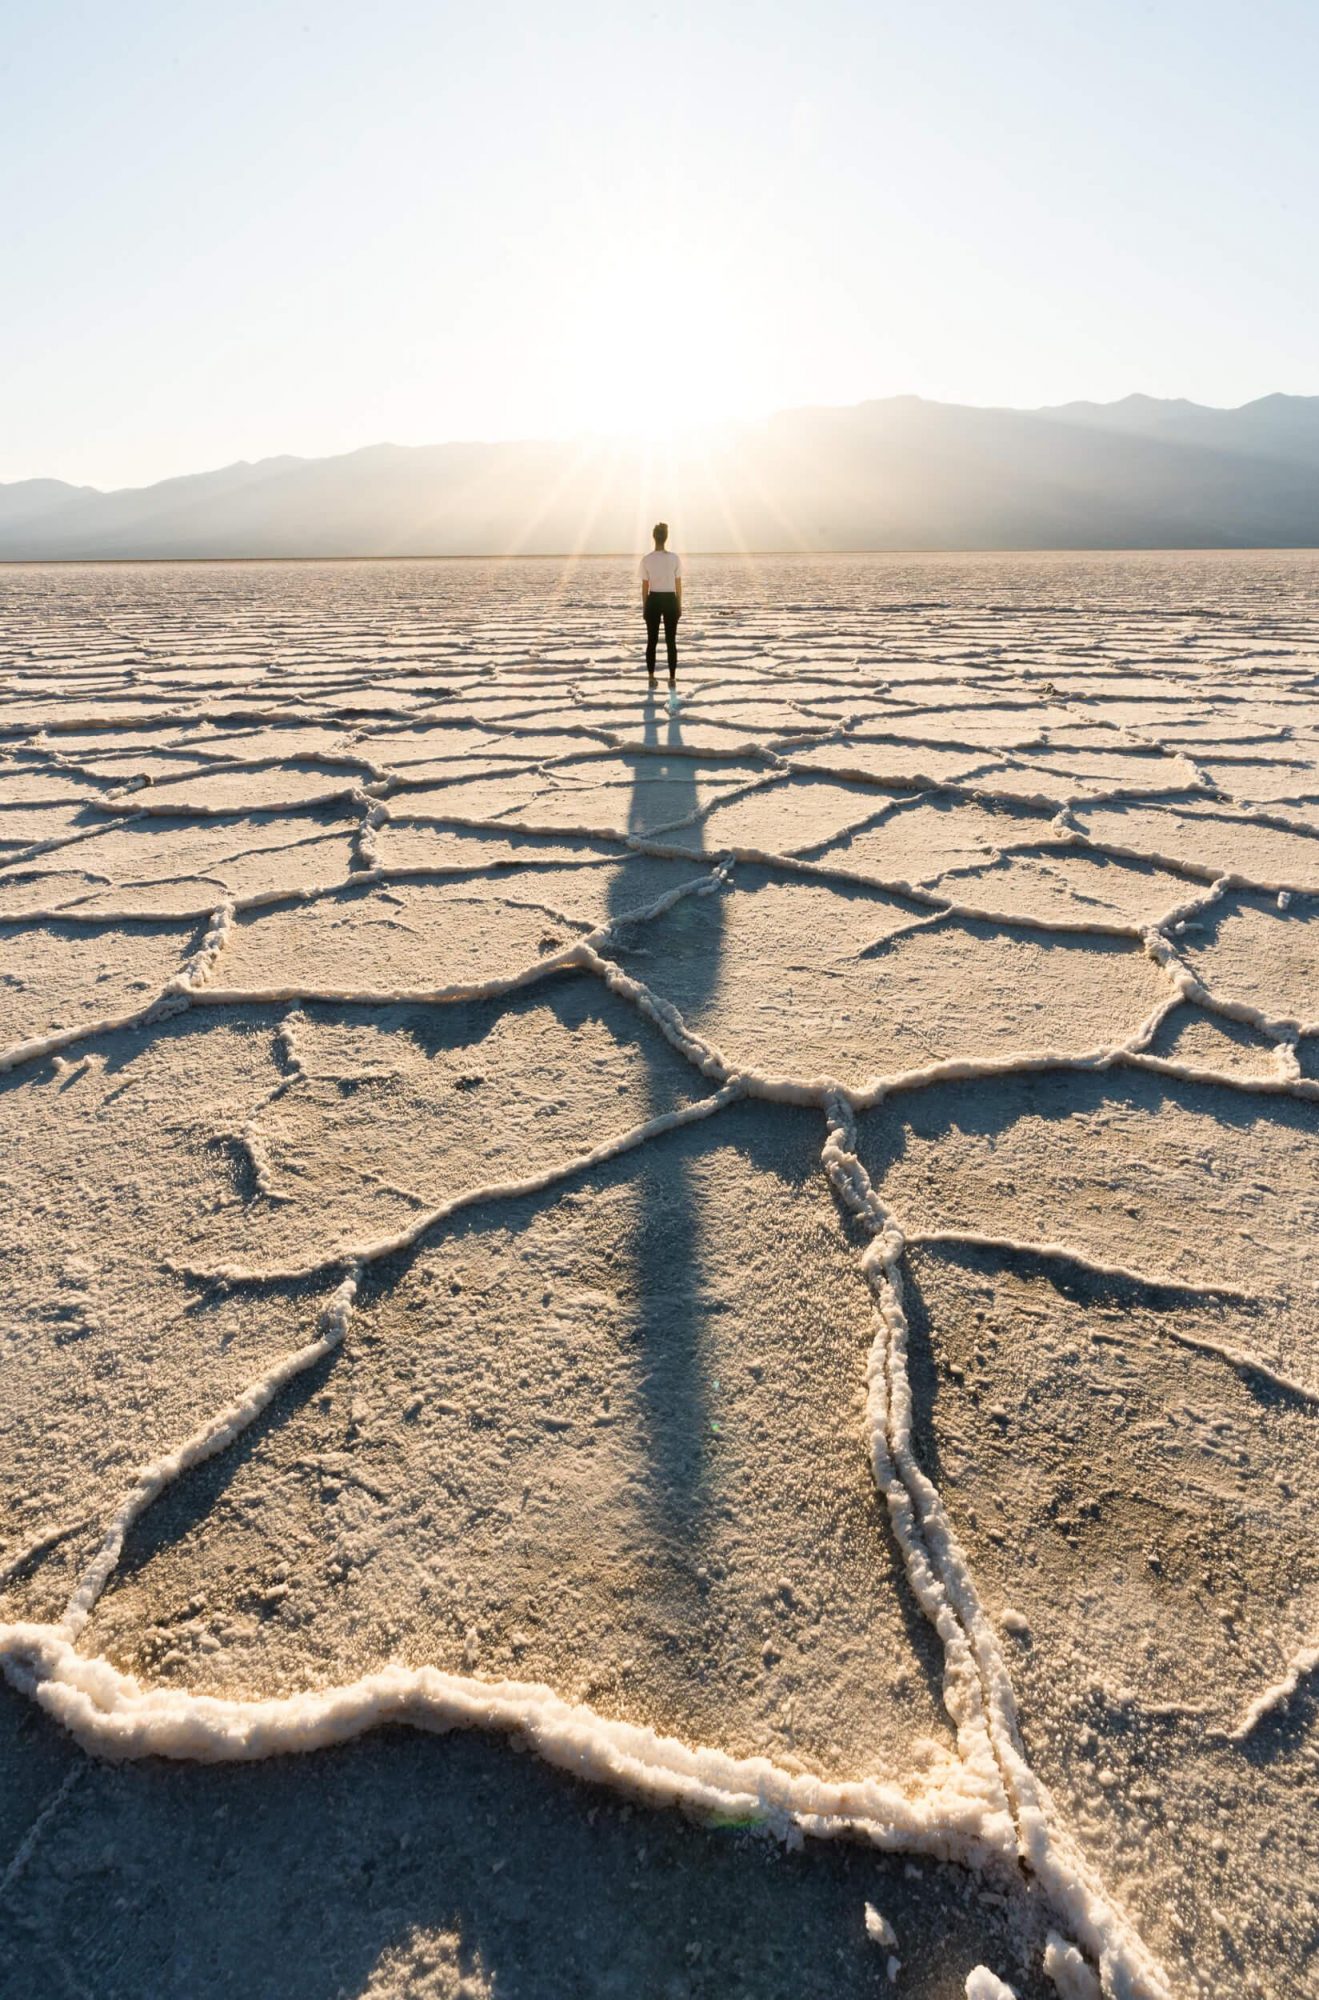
[1,551,1317,2000]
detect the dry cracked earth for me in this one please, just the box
[1,551,1318,2000]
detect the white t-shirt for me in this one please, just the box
[640,549,682,591]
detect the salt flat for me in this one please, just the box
[1,552,1317,2000]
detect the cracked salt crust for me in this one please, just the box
[921,851,1191,931]
[789,741,994,787]
[901,1247,1319,1994]
[662,775,884,857]
[120,762,370,815]
[809,796,1052,879]
[187,982,718,1274]
[604,870,1169,1093]
[214,880,596,996]
[1074,801,1319,893]
[868,1071,1319,1394]
[0,915,198,1046]
[0,798,96,850]
[4,551,1319,1998]
[1145,1004,1289,1079]
[1179,892,1319,1031]
[370,822,603,873]
[93,1109,964,1797]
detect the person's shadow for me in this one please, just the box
[605,691,725,1553]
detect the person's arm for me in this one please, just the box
[675,557,682,612]
[640,557,649,605]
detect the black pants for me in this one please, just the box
[644,591,679,677]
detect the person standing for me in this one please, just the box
[640,522,682,690]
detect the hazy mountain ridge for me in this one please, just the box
[3,395,1318,557]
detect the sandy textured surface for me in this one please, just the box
[2,552,1318,1999]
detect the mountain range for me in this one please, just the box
[3,394,1318,558]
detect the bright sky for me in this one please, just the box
[4,0,1316,489]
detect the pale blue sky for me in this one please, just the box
[3,0,1316,488]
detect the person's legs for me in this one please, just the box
[663,599,678,681]
[644,598,660,680]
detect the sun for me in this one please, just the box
[574,362,730,447]
[556,270,759,446]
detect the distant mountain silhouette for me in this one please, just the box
[3,395,1318,557]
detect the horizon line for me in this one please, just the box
[4,545,1319,568]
